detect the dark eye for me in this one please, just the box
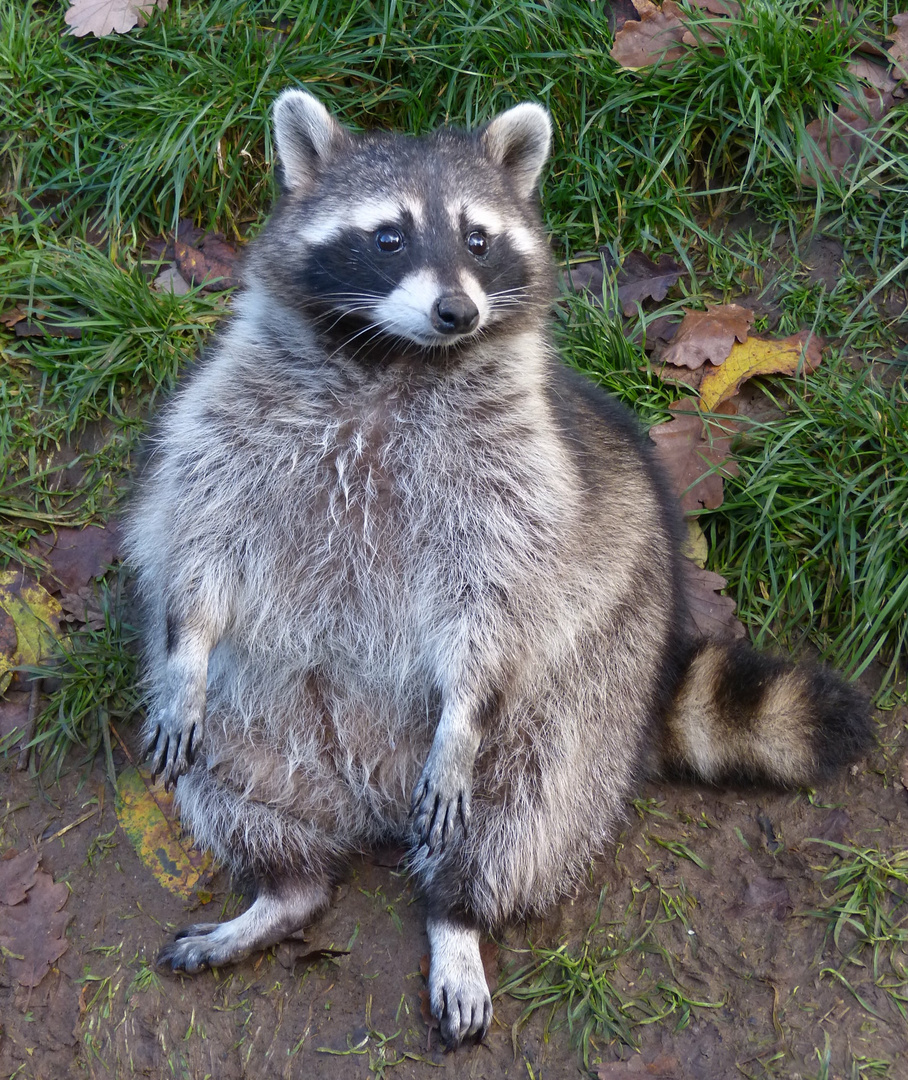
[467,230,489,257]
[375,228,404,253]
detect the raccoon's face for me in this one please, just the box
[253,90,554,359]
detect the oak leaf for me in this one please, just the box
[698,331,823,411]
[0,849,70,987]
[610,1,688,68]
[660,303,754,370]
[64,0,167,38]
[649,400,739,513]
[681,562,746,641]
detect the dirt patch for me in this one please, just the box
[2,698,906,1079]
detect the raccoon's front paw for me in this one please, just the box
[145,714,203,791]
[410,761,472,853]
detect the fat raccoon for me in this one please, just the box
[126,89,871,1048]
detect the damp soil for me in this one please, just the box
[1,695,906,1080]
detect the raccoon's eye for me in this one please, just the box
[466,230,489,258]
[375,228,404,253]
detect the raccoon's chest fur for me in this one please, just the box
[184,348,576,697]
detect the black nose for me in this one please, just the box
[432,294,480,335]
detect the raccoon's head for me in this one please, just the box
[250,89,554,362]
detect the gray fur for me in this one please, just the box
[125,90,870,1048]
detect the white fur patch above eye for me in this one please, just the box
[301,196,425,246]
[450,202,536,257]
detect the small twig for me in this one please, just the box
[16,678,42,772]
[41,808,97,844]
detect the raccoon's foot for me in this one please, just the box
[410,754,472,853]
[158,879,330,974]
[426,917,492,1048]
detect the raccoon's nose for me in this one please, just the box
[432,294,480,336]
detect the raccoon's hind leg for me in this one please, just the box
[425,916,492,1048]
[157,758,342,974]
[158,876,331,973]
[661,639,873,785]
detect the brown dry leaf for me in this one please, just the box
[649,400,739,513]
[0,849,40,906]
[660,303,754,370]
[801,90,896,186]
[29,523,121,594]
[174,235,241,293]
[64,0,167,38]
[698,331,823,411]
[568,250,683,316]
[0,850,70,987]
[59,586,107,631]
[687,0,739,14]
[13,318,83,341]
[681,560,746,641]
[889,13,908,80]
[610,1,688,68]
[1,305,27,328]
[848,56,900,96]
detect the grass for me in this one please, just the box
[807,841,908,1022]
[498,882,722,1070]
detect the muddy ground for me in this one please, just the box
[1,688,906,1080]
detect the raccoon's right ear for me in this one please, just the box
[481,103,552,201]
[272,89,348,196]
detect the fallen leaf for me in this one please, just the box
[680,518,708,568]
[1,305,27,328]
[59,586,107,631]
[115,765,213,900]
[649,400,740,512]
[681,561,746,641]
[660,303,754,370]
[0,849,70,987]
[615,251,684,315]
[28,523,122,594]
[64,0,167,38]
[174,235,240,293]
[610,0,688,68]
[740,875,791,919]
[152,265,193,295]
[13,319,83,340]
[888,13,908,81]
[0,849,40,907]
[801,90,896,186]
[848,56,900,97]
[0,570,63,695]
[698,331,823,411]
[567,249,683,317]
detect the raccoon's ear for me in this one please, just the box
[272,89,348,196]
[481,103,552,201]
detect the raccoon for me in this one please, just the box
[125,89,871,1049]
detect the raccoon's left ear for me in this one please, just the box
[481,103,552,201]
[272,88,349,196]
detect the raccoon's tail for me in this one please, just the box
[659,639,873,787]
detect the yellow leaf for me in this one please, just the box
[698,332,822,411]
[115,765,213,900]
[681,518,709,568]
[0,570,63,694]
